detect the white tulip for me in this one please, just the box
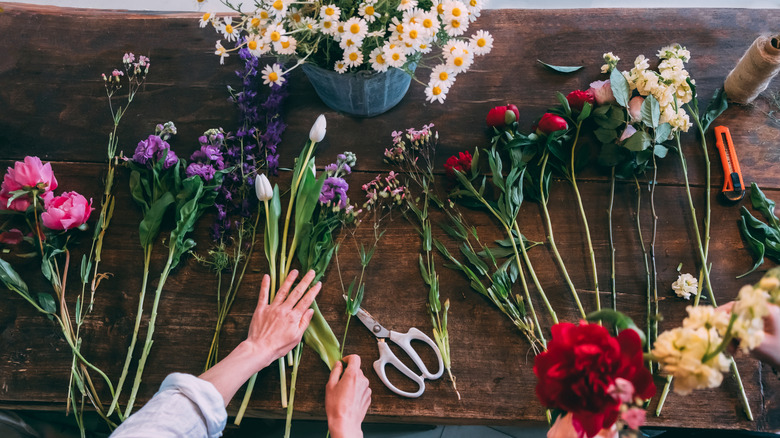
[309,114,327,143]
[255,174,273,201]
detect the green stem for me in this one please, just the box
[515,221,557,324]
[539,153,585,318]
[650,154,660,348]
[655,375,673,416]
[504,221,545,347]
[280,140,316,280]
[234,373,258,425]
[569,121,600,310]
[634,176,653,374]
[339,314,352,357]
[284,344,304,438]
[108,244,152,418]
[124,245,176,418]
[608,167,617,312]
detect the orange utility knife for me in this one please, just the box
[714,126,745,202]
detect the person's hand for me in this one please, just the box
[242,269,321,371]
[752,303,780,368]
[326,355,371,438]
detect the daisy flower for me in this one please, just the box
[367,30,386,38]
[418,10,440,36]
[269,0,289,18]
[417,42,433,54]
[343,46,364,68]
[339,37,362,51]
[198,11,215,28]
[300,17,318,32]
[253,10,271,24]
[383,43,407,68]
[334,60,348,74]
[287,7,302,24]
[265,23,285,43]
[369,47,389,72]
[214,40,229,65]
[261,64,286,86]
[389,16,405,38]
[320,19,340,36]
[343,17,368,41]
[469,30,493,56]
[443,16,468,36]
[425,83,449,103]
[465,0,483,20]
[218,17,239,42]
[403,22,426,49]
[320,4,341,20]
[429,64,455,89]
[195,0,207,9]
[358,2,379,23]
[246,35,271,57]
[398,0,418,11]
[433,0,446,15]
[443,41,473,73]
[274,35,297,55]
[442,0,467,21]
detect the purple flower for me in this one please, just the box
[157,146,178,169]
[320,177,349,208]
[325,163,339,174]
[186,162,216,181]
[133,135,163,165]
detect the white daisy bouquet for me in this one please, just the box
[199,0,494,103]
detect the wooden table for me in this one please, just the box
[2,2,780,432]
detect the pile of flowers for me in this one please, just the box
[199,0,494,103]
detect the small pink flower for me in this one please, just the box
[589,80,616,105]
[628,96,644,122]
[608,377,635,404]
[621,407,647,430]
[619,125,637,142]
[0,228,25,245]
[41,191,94,231]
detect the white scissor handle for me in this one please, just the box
[389,327,444,380]
[373,340,426,398]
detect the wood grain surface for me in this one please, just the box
[1,2,780,431]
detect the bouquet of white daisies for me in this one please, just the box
[200,0,493,103]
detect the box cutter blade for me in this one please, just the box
[714,126,745,202]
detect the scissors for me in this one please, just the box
[356,307,444,398]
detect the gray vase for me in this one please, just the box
[301,63,415,118]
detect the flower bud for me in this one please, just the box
[566,90,596,112]
[255,174,273,201]
[588,80,616,105]
[536,113,568,135]
[485,104,520,127]
[309,114,327,143]
[628,96,644,122]
[619,125,637,142]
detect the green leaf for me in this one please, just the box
[418,255,430,284]
[577,102,593,123]
[470,147,480,178]
[537,60,583,73]
[37,293,57,314]
[700,88,728,133]
[654,123,672,144]
[641,95,660,128]
[129,170,149,212]
[556,92,572,119]
[460,244,489,276]
[303,301,341,370]
[653,144,669,158]
[594,127,618,144]
[264,185,282,267]
[737,216,766,278]
[80,254,91,285]
[138,191,175,248]
[623,131,652,152]
[741,206,780,242]
[0,257,30,298]
[610,67,631,108]
[750,183,780,228]
[586,309,647,346]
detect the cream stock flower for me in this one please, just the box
[682,305,730,333]
[731,284,770,352]
[652,326,730,395]
[671,273,698,300]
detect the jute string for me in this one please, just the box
[724,35,780,104]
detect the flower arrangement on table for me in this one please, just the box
[199,0,494,103]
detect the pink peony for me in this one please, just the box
[588,80,615,105]
[628,96,644,122]
[0,157,58,211]
[41,192,94,231]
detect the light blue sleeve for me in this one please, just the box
[109,373,227,438]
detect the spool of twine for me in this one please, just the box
[724,35,780,104]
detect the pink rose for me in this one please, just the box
[41,191,94,231]
[628,96,644,122]
[588,80,615,105]
[0,156,58,211]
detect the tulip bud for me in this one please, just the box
[255,174,273,201]
[309,114,327,143]
[628,96,644,122]
[536,113,568,135]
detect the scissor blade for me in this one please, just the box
[356,307,390,339]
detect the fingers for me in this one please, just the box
[272,269,299,305]
[342,354,362,370]
[293,281,321,313]
[299,308,315,331]
[256,274,271,309]
[327,360,344,387]
[285,270,317,308]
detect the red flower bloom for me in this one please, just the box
[566,89,596,112]
[537,113,568,135]
[534,322,655,438]
[444,151,473,179]
[486,104,520,127]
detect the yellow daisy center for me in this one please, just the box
[420,44,428,50]
[270,31,281,41]
[452,7,461,16]
[202,12,211,21]
[439,71,448,80]
[273,0,283,10]
[392,53,400,61]
[477,38,486,47]
[338,25,345,33]
[409,29,418,39]
[396,23,404,33]
[323,21,332,28]
[433,86,442,95]
[451,19,460,28]
[470,0,477,5]
[423,18,433,28]
[281,40,291,48]
[365,6,375,15]
[454,57,463,66]
[437,3,444,14]
[225,24,234,34]
[349,52,359,61]
[248,40,258,50]
[350,23,360,34]
[251,17,261,27]
[376,54,386,64]
[260,11,269,19]
[325,7,335,15]
[269,71,279,81]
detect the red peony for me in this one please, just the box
[534,322,655,438]
[486,104,520,127]
[536,113,568,135]
[566,89,596,112]
[444,151,473,179]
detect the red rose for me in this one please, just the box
[566,89,596,112]
[486,104,520,127]
[444,151,473,179]
[536,113,568,135]
[534,322,655,438]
